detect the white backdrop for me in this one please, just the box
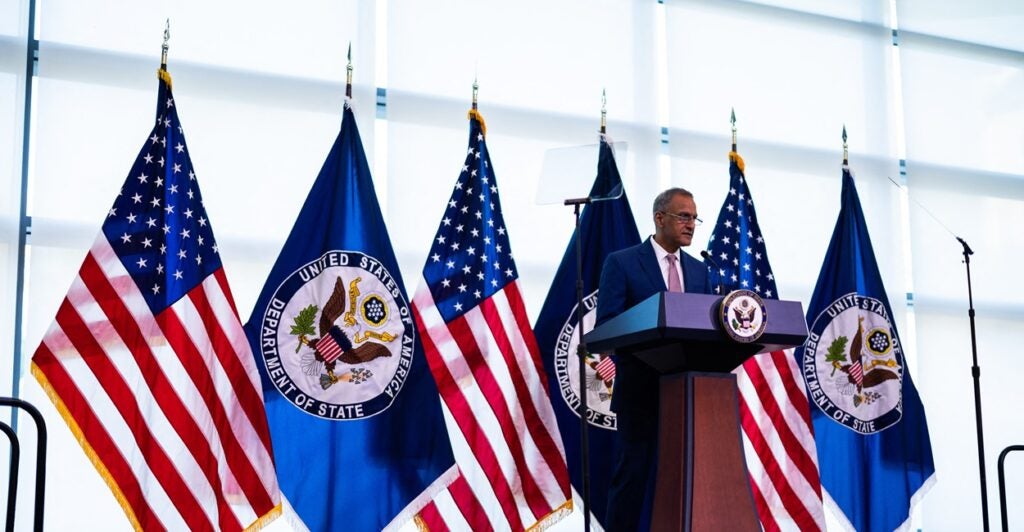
[1,0,1022,530]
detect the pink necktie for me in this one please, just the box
[666,254,683,293]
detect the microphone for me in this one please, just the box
[956,236,974,256]
[700,250,725,296]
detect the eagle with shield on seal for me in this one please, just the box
[732,298,757,332]
[289,276,394,390]
[828,315,900,406]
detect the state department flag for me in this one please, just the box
[243,100,455,531]
[31,69,280,531]
[797,165,935,532]
[533,135,641,527]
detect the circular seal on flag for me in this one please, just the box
[258,250,415,420]
[719,289,767,343]
[802,293,904,434]
[553,290,617,430]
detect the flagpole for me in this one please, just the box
[842,125,848,165]
[731,108,737,152]
[600,89,607,135]
[160,19,169,71]
[472,77,478,111]
[957,234,990,531]
[346,42,353,99]
[559,93,611,532]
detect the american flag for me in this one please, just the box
[31,71,280,531]
[410,109,572,530]
[705,151,825,531]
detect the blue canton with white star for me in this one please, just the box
[422,116,517,323]
[705,156,778,299]
[101,78,221,315]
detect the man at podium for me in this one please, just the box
[596,187,711,531]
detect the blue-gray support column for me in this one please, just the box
[11,0,39,430]
[376,87,387,118]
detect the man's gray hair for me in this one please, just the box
[652,187,694,214]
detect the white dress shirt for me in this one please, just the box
[650,237,685,292]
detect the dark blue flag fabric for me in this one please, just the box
[243,101,455,531]
[533,136,641,527]
[705,152,779,297]
[797,166,935,532]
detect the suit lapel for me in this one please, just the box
[681,252,704,293]
[637,237,667,292]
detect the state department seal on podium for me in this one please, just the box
[719,289,768,343]
[259,250,415,420]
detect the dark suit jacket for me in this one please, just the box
[595,237,711,415]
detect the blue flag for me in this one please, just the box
[243,102,455,531]
[533,137,641,526]
[797,166,935,532]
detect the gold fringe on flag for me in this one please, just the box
[729,150,746,173]
[33,361,282,531]
[526,499,574,532]
[32,362,145,532]
[467,108,487,136]
[157,68,173,89]
[244,503,283,531]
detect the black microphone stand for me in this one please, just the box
[700,250,725,296]
[957,235,989,531]
[564,195,592,532]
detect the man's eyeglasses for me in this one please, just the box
[659,211,702,226]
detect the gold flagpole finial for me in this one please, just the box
[600,89,607,134]
[346,42,353,98]
[160,19,170,70]
[730,107,737,152]
[842,125,849,164]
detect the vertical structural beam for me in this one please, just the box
[372,0,389,220]
[11,0,39,430]
[653,0,672,193]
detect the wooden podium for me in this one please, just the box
[585,292,808,532]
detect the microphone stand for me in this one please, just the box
[957,236,989,531]
[564,195,592,532]
[700,250,725,296]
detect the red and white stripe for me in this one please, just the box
[849,361,864,386]
[32,235,280,531]
[412,279,571,531]
[594,356,616,382]
[384,466,478,532]
[315,334,345,363]
[735,349,825,532]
